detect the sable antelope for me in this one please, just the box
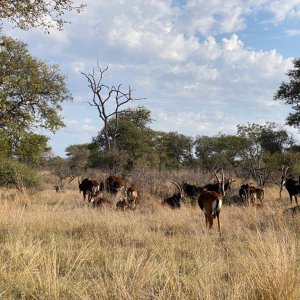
[197,170,230,235]
[239,183,264,205]
[78,178,100,201]
[126,185,139,210]
[280,166,300,205]
[239,183,251,203]
[181,182,202,198]
[100,175,129,195]
[162,182,184,209]
[198,190,223,235]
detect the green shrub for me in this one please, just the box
[0,159,40,191]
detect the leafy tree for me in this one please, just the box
[0,129,50,167]
[274,58,300,127]
[93,107,157,171]
[194,135,215,171]
[0,0,85,32]
[65,144,90,178]
[236,122,293,185]
[14,133,50,167]
[154,131,194,170]
[0,36,72,134]
[194,134,248,171]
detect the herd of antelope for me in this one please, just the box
[75,166,300,236]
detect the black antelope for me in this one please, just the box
[181,182,202,198]
[162,182,184,209]
[280,166,300,206]
[78,178,100,201]
[239,183,251,203]
[239,183,264,206]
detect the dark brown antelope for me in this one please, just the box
[198,189,223,235]
[280,166,300,206]
[100,175,129,195]
[197,169,231,235]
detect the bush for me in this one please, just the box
[0,159,40,191]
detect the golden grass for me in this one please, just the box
[0,183,299,299]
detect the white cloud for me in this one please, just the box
[268,0,300,23]
[285,29,300,36]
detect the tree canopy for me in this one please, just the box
[274,58,300,128]
[0,35,72,134]
[0,0,85,32]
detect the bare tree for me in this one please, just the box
[81,64,144,153]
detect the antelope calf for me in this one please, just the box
[198,190,223,235]
[250,187,264,205]
[116,199,129,211]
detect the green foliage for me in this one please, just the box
[0,35,72,133]
[236,122,295,185]
[14,133,50,167]
[0,130,50,167]
[154,131,194,170]
[194,134,249,171]
[274,58,300,127]
[0,0,85,32]
[93,107,158,171]
[0,130,11,159]
[0,159,39,190]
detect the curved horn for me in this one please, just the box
[213,169,220,183]
[171,181,182,195]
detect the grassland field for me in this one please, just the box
[0,170,299,299]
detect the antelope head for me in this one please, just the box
[171,181,184,200]
[213,168,225,196]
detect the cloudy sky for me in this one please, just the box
[4,0,300,156]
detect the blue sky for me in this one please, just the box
[4,0,300,156]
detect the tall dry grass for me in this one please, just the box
[0,178,299,299]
